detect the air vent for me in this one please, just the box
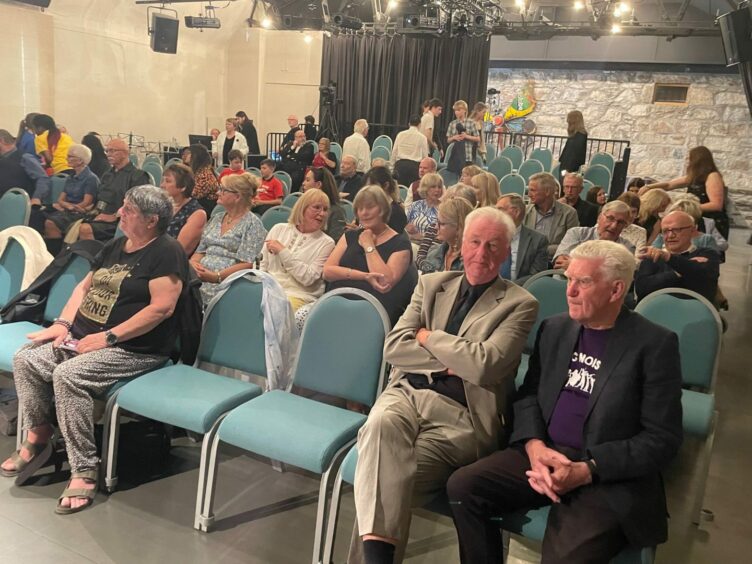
[652,84,690,105]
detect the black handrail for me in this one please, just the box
[486,131,630,162]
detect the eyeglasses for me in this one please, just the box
[661,225,694,236]
[601,214,629,229]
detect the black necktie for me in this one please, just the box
[445,286,483,336]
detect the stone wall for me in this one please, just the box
[487,68,752,223]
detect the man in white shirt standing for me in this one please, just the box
[419,98,443,156]
[342,119,371,173]
[391,116,429,188]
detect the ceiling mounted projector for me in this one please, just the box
[185,16,221,29]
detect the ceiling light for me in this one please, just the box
[303,33,312,43]
[388,0,398,9]
[573,1,584,9]
[261,17,272,29]
[515,0,525,7]
[611,23,621,33]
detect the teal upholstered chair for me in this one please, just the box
[439,168,458,188]
[273,170,292,195]
[323,447,654,564]
[196,289,390,564]
[488,156,513,181]
[46,173,69,206]
[635,287,722,524]
[282,192,303,208]
[261,205,292,231]
[499,174,526,198]
[499,145,524,170]
[551,162,561,181]
[398,185,408,202]
[102,275,269,526]
[341,199,355,223]
[584,164,612,197]
[370,145,391,162]
[143,153,162,165]
[0,189,31,230]
[518,159,544,183]
[165,157,183,168]
[372,135,393,152]
[589,152,616,175]
[442,142,455,165]
[142,160,163,185]
[0,238,26,310]
[529,147,553,172]
[210,204,226,218]
[330,142,343,162]
[581,179,595,200]
[128,153,138,167]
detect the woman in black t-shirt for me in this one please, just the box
[324,185,417,325]
[364,166,408,233]
[1,185,188,515]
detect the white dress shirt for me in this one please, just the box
[342,132,371,173]
[419,112,434,138]
[510,225,522,281]
[390,126,429,165]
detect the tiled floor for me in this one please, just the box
[0,230,750,564]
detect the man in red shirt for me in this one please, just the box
[218,150,245,182]
[253,158,284,214]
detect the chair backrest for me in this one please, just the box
[518,159,544,182]
[211,204,226,218]
[499,145,524,169]
[551,162,561,181]
[45,174,69,206]
[305,140,318,155]
[245,166,261,177]
[442,142,455,164]
[485,144,497,162]
[634,288,722,390]
[292,289,390,406]
[439,168,458,187]
[398,185,408,202]
[165,157,183,168]
[488,156,513,181]
[589,152,615,175]
[114,224,125,238]
[261,205,292,231]
[142,161,162,185]
[370,145,391,161]
[128,154,139,167]
[282,192,302,208]
[198,276,267,376]
[0,239,26,308]
[143,154,162,165]
[522,269,568,352]
[581,179,594,200]
[0,189,31,230]
[373,135,393,151]
[529,148,553,172]
[216,164,229,176]
[43,255,91,323]
[341,199,355,222]
[431,147,441,162]
[583,164,612,196]
[499,174,526,198]
[273,171,292,195]
[330,142,343,161]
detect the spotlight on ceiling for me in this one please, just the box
[303,33,313,43]
[611,23,622,33]
[573,1,584,10]
[261,17,272,29]
[332,13,363,30]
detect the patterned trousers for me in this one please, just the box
[13,342,165,473]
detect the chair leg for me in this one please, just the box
[103,402,122,493]
[322,471,345,564]
[312,442,353,564]
[196,432,222,532]
[194,416,225,531]
[692,411,718,525]
[15,401,25,451]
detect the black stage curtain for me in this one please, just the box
[320,35,490,143]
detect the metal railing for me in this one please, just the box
[486,131,630,163]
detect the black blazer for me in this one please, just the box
[336,173,364,201]
[280,143,314,173]
[511,308,683,547]
[559,132,588,174]
[573,198,599,228]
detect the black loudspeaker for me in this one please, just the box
[150,13,179,54]
[718,8,752,66]
[14,0,52,7]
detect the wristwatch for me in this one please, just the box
[365,246,375,254]
[584,458,599,484]
[105,330,119,347]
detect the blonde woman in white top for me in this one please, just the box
[261,189,335,311]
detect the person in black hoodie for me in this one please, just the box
[234,111,260,154]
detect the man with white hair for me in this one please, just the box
[448,239,683,563]
[349,207,538,564]
[336,154,364,201]
[523,172,579,259]
[405,156,437,205]
[342,119,371,173]
[282,114,301,145]
[635,210,720,303]
[553,200,635,270]
[496,193,549,284]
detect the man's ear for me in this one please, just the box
[610,279,626,302]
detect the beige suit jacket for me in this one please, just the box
[384,272,538,457]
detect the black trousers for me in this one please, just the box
[446,446,627,564]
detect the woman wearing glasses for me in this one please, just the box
[190,173,266,304]
[418,197,474,274]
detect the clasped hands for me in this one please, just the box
[524,439,592,503]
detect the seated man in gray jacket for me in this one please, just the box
[496,193,549,284]
[523,172,579,260]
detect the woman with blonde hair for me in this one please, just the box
[641,146,729,238]
[460,164,484,186]
[471,172,501,208]
[469,102,489,162]
[637,188,671,245]
[558,110,588,177]
[190,172,266,303]
[419,197,474,273]
[260,189,335,311]
[406,172,444,240]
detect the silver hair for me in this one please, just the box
[528,172,559,194]
[67,143,92,165]
[464,206,515,242]
[354,119,369,134]
[499,193,526,215]
[600,200,631,216]
[341,154,357,166]
[446,183,477,207]
[570,240,636,287]
[124,184,173,235]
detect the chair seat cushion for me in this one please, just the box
[681,389,714,437]
[0,321,43,372]
[116,364,262,434]
[217,390,367,474]
[340,446,359,484]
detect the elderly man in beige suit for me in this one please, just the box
[349,207,539,564]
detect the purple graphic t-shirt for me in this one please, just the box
[547,327,612,450]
